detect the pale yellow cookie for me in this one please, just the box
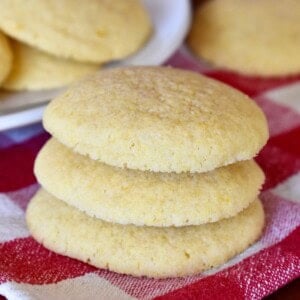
[0,0,152,63]
[188,0,300,76]
[44,67,269,173]
[0,32,12,84]
[26,189,264,278]
[35,138,264,227]
[3,40,99,90]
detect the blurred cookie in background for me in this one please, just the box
[0,0,152,63]
[3,40,99,91]
[188,0,300,76]
[0,31,12,84]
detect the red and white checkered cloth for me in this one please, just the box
[0,48,300,300]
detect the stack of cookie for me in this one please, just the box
[26,67,269,278]
[0,0,151,90]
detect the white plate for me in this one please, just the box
[0,0,191,131]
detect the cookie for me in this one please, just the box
[0,32,12,84]
[0,0,152,63]
[26,189,264,278]
[3,40,99,90]
[188,0,300,76]
[44,67,269,173]
[35,138,264,227]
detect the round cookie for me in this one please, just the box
[188,0,300,76]
[26,189,265,278]
[44,67,269,173]
[35,138,265,227]
[3,40,99,91]
[0,0,152,63]
[0,32,12,84]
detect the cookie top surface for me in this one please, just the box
[3,40,99,91]
[0,32,12,84]
[26,189,264,278]
[44,66,269,173]
[0,0,152,63]
[188,0,300,76]
[35,138,264,227]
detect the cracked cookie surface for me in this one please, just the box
[44,66,268,173]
